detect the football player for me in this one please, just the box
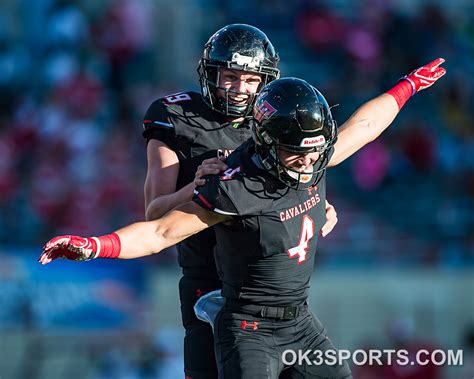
[39,59,446,378]
[142,24,337,378]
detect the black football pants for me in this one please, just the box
[214,304,352,379]
[179,276,221,379]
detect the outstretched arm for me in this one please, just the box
[39,202,230,264]
[329,58,446,167]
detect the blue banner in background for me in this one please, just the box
[0,249,147,330]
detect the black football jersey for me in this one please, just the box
[194,140,329,306]
[143,91,253,276]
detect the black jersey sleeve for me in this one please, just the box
[194,165,271,217]
[193,174,240,216]
[142,99,181,151]
[195,140,279,217]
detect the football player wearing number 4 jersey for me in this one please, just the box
[143,24,338,379]
[39,58,446,378]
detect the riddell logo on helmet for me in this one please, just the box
[254,99,277,122]
[300,136,326,147]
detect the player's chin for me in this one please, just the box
[293,169,314,180]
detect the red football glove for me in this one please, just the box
[39,233,121,265]
[39,235,98,265]
[402,57,446,95]
[387,58,446,109]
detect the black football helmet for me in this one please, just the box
[252,77,338,189]
[198,24,280,118]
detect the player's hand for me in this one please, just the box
[321,200,338,237]
[403,58,446,95]
[39,235,98,265]
[194,157,228,187]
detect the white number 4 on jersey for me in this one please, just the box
[288,215,314,264]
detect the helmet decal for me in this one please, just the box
[231,53,261,68]
[300,135,326,147]
[254,99,277,122]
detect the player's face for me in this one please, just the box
[277,149,321,184]
[217,69,262,106]
[278,149,321,172]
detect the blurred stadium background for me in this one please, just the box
[0,0,473,378]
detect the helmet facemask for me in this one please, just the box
[278,148,333,189]
[198,60,279,119]
[197,24,280,119]
[255,124,337,190]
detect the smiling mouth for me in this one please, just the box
[228,95,249,105]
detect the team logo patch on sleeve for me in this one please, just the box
[220,166,241,181]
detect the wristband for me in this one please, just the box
[385,79,413,110]
[95,233,121,259]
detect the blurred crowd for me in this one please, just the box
[0,0,157,242]
[0,0,472,265]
